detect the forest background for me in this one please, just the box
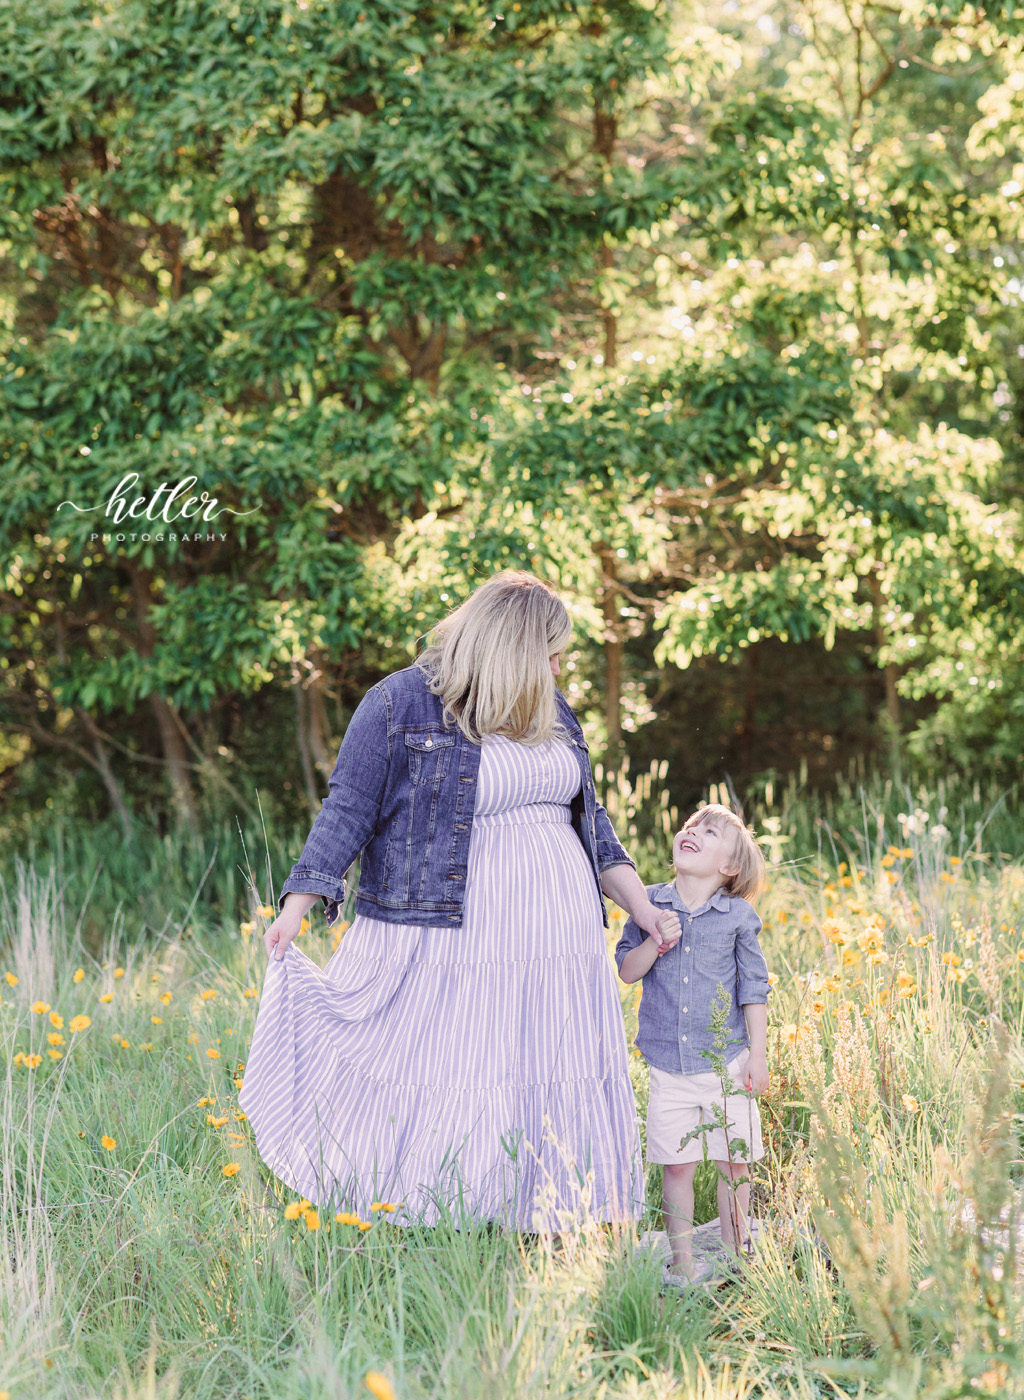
[2,0,1023,873]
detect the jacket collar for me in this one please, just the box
[651,881,731,915]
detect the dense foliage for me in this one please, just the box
[1,0,1022,829]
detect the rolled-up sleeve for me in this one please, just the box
[278,684,391,927]
[614,916,645,974]
[736,910,770,1005]
[594,798,636,873]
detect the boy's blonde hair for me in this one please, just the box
[415,571,573,744]
[682,802,767,902]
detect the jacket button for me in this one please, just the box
[425,738,433,748]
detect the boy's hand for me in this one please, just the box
[744,1053,770,1096]
[654,910,682,956]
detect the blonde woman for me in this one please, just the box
[240,572,670,1228]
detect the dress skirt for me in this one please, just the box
[238,732,644,1228]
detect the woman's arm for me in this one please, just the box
[266,685,392,958]
[600,863,667,943]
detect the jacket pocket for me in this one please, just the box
[694,933,736,982]
[404,729,456,787]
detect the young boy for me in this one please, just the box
[615,802,770,1286]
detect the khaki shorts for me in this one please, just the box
[646,1050,764,1165]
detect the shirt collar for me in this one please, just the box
[651,881,732,916]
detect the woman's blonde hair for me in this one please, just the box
[416,572,573,744]
[681,803,768,902]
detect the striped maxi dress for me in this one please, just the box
[238,731,645,1228]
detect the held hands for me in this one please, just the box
[653,909,682,957]
[633,899,682,956]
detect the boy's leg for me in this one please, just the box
[662,1161,699,1275]
[715,1160,751,1253]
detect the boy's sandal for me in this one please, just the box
[660,1257,719,1292]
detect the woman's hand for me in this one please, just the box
[263,892,319,961]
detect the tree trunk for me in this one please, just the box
[740,646,760,773]
[597,545,623,767]
[75,707,133,840]
[149,693,199,828]
[294,677,322,817]
[867,571,901,727]
[306,651,335,781]
[125,561,200,827]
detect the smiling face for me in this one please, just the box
[673,812,741,886]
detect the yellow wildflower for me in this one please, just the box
[811,1000,825,1018]
[73,968,84,982]
[99,992,113,1003]
[31,1001,50,1015]
[364,1373,396,1400]
[25,1053,42,1068]
[240,922,254,936]
[371,1202,397,1213]
[842,946,860,966]
[950,856,962,867]
[49,1011,63,1029]
[823,974,842,993]
[358,1220,373,1231]
[284,1202,303,1220]
[304,1210,321,1230]
[244,987,258,998]
[257,904,275,917]
[822,917,851,946]
[335,1211,361,1226]
[197,1096,215,1107]
[160,992,173,1005]
[152,1016,163,1024]
[902,1094,919,1112]
[47,1048,63,1060]
[941,952,962,967]
[206,1048,220,1060]
[207,1115,230,1128]
[69,1015,90,1033]
[222,1163,241,1178]
[201,988,217,1000]
[114,968,124,979]
[234,1077,244,1089]
[47,1032,64,1046]
[101,1135,116,1150]
[868,951,889,965]
[5,972,17,986]
[780,1023,799,1046]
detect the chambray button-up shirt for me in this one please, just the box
[614,881,770,1075]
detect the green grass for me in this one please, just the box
[2,779,1024,1397]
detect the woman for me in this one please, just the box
[239,572,669,1229]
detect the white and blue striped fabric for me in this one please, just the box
[239,732,645,1228]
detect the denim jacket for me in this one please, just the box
[277,664,636,930]
[614,881,770,1074]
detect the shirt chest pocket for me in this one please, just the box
[694,932,736,982]
[404,729,456,786]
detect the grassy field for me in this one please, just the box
[1,779,1023,1399]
